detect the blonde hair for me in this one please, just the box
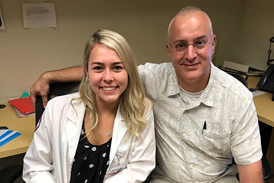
[76,29,152,138]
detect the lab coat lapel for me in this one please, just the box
[65,99,85,162]
[109,107,128,165]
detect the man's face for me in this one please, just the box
[167,11,215,92]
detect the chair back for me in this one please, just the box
[225,71,248,88]
[35,82,80,125]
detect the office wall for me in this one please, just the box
[236,0,274,71]
[0,0,244,103]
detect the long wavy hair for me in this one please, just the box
[76,29,152,138]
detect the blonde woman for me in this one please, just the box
[23,29,155,183]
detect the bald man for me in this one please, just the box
[30,6,263,183]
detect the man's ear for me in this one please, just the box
[211,35,216,54]
[166,43,171,57]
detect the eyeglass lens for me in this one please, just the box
[171,36,212,52]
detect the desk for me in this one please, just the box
[248,77,274,173]
[248,77,274,127]
[0,102,34,158]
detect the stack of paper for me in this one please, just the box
[9,96,34,118]
[222,60,264,76]
[0,129,21,147]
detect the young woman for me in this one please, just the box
[23,29,155,183]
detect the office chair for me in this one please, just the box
[0,164,23,183]
[35,82,151,183]
[225,71,273,180]
[35,82,80,125]
[225,71,248,87]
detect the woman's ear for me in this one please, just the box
[84,67,90,82]
[85,67,88,75]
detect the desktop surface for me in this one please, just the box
[0,102,35,158]
[248,77,274,127]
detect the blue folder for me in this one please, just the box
[0,130,21,147]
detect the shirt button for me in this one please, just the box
[185,146,189,150]
[190,164,194,169]
[181,130,185,134]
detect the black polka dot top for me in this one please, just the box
[70,124,112,183]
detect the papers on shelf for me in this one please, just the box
[222,60,264,77]
[0,129,21,147]
[252,90,265,97]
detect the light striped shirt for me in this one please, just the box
[138,62,262,182]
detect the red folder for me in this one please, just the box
[9,96,34,114]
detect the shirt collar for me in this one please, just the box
[166,66,182,97]
[167,62,217,108]
[199,62,217,107]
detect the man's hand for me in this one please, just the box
[30,73,50,110]
[30,66,83,110]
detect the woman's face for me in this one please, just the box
[86,43,128,105]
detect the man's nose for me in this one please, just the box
[185,44,197,61]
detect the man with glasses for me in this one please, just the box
[30,6,263,183]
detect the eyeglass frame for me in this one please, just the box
[167,35,214,54]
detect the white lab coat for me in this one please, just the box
[23,92,155,183]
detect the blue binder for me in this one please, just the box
[0,130,21,147]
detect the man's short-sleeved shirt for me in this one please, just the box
[138,62,262,182]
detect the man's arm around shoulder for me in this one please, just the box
[30,66,83,109]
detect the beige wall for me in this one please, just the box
[0,0,251,103]
[236,0,274,71]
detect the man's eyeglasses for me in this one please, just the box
[167,36,213,53]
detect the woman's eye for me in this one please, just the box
[113,66,123,70]
[92,66,102,70]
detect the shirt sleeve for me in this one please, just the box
[137,63,161,100]
[22,101,56,183]
[230,94,263,165]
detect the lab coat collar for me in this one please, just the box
[108,106,128,166]
[65,98,128,166]
[66,98,85,124]
[66,97,86,163]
